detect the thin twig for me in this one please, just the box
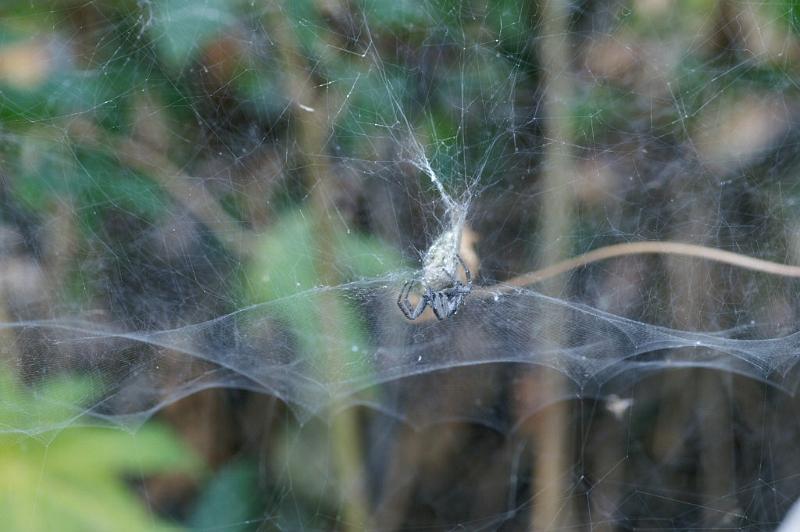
[480,240,800,294]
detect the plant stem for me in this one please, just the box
[268,4,369,529]
[531,0,575,529]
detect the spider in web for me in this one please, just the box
[397,254,472,321]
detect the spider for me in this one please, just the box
[397,254,472,321]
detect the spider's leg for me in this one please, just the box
[456,254,472,286]
[397,280,428,320]
[441,254,472,290]
[405,291,429,320]
[430,292,449,320]
[397,280,415,319]
[397,280,412,310]
[450,293,464,315]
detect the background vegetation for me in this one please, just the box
[3,0,800,529]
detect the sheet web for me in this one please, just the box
[3,0,800,529]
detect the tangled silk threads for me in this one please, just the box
[420,203,468,289]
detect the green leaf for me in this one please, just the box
[153,0,238,67]
[360,0,435,29]
[246,209,400,392]
[189,459,261,532]
[0,366,202,531]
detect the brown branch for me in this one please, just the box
[479,241,800,295]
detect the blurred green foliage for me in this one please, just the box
[188,422,341,531]
[247,210,399,387]
[785,0,800,34]
[189,458,262,532]
[0,367,201,531]
[4,0,800,528]
[154,0,237,67]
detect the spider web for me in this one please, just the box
[3,0,800,529]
